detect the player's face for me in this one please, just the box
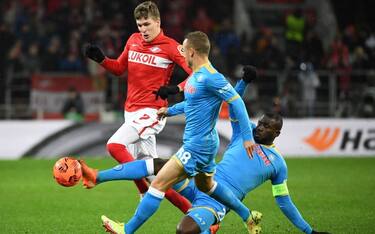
[136,17,161,42]
[254,116,281,145]
[182,39,193,68]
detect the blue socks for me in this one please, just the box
[125,187,165,233]
[209,182,250,222]
[97,160,149,183]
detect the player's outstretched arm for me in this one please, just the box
[165,101,186,117]
[227,65,257,144]
[277,195,330,234]
[275,195,314,233]
[83,44,105,63]
[242,65,257,84]
[272,168,313,234]
[227,97,255,155]
[234,65,257,96]
[82,43,128,76]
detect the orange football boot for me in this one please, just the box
[78,160,98,189]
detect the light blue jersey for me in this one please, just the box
[168,63,253,176]
[176,80,313,233]
[216,80,287,200]
[216,122,287,201]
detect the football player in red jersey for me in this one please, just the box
[83,1,191,214]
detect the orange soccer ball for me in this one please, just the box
[53,157,82,187]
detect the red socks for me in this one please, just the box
[107,143,149,193]
[165,189,191,213]
[106,143,192,213]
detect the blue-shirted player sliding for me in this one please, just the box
[80,66,329,234]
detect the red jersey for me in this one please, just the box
[101,31,191,112]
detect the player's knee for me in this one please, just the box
[153,158,168,174]
[195,180,212,193]
[195,182,209,193]
[106,143,134,163]
[150,178,167,191]
[106,143,120,156]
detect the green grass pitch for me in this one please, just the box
[0,157,374,233]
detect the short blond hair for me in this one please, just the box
[134,1,160,20]
[185,31,210,56]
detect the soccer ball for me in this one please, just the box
[53,157,82,187]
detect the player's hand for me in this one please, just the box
[157,107,168,120]
[153,85,180,100]
[311,231,330,234]
[243,140,256,158]
[242,65,257,83]
[83,44,105,63]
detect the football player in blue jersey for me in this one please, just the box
[83,31,256,234]
[80,65,329,234]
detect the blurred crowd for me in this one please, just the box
[1,0,374,118]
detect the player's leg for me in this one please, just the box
[80,158,155,188]
[80,158,181,188]
[107,122,149,193]
[124,157,188,233]
[136,118,192,214]
[195,172,251,223]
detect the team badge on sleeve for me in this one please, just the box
[218,84,232,94]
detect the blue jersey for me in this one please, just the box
[216,123,287,200]
[176,80,313,233]
[216,80,288,200]
[168,63,253,174]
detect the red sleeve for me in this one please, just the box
[101,42,129,76]
[177,79,187,90]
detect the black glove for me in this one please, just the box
[83,44,105,63]
[153,85,180,100]
[242,65,257,83]
[312,230,330,234]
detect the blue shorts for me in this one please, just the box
[187,204,226,234]
[174,146,217,177]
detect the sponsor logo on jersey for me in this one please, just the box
[150,46,161,53]
[196,74,204,82]
[184,83,196,94]
[255,144,271,166]
[128,50,172,68]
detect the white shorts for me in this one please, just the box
[107,108,167,159]
[125,108,166,140]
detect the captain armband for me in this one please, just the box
[272,180,289,197]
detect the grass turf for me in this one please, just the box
[0,157,374,233]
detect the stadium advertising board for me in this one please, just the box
[30,74,105,120]
[217,119,375,157]
[0,120,74,159]
[0,119,374,159]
